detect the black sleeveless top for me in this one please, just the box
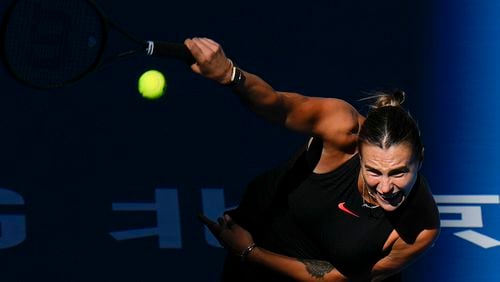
[223,141,437,281]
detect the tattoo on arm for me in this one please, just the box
[298,258,335,279]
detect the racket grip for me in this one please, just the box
[146,41,196,65]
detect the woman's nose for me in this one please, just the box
[377,178,394,194]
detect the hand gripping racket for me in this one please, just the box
[1,0,195,89]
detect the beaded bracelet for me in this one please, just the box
[240,243,257,262]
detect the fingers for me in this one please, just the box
[197,213,213,225]
[198,213,238,232]
[197,213,237,237]
[184,39,201,72]
[226,220,235,229]
[184,38,201,59]
[190,64,201,74]
[218,216,237,230]
[217,217,225,226]
[193,37,218,53]
[185,38,204,73]
[185,37,217,61]
[198,214,255,255]
[223,214,236,228]
[203,37,220,48]
[184,37,231,83]
[197,214,223,235]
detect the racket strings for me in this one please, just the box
[3,0,106,88]
[97,14,149,65]
[100,46,144,68]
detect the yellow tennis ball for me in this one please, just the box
[138,70,166,99]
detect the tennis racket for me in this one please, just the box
[1,0,195,89]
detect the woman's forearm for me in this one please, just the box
[247,247,348,282]
[232,70,310,125]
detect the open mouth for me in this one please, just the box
[377,191,405,206]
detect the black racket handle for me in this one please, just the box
[146,41,196,65]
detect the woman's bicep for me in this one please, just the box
[282,95,361,140]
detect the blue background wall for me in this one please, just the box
[0,0,498,281]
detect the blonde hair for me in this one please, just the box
[360,89,406,109]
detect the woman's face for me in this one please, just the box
[360,142,421,212]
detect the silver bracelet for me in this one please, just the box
[240,243,257,262]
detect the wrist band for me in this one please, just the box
[232,67,245,86]
[240,243,256,262]
[227,66,246,87]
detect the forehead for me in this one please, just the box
[360,143,415,169]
